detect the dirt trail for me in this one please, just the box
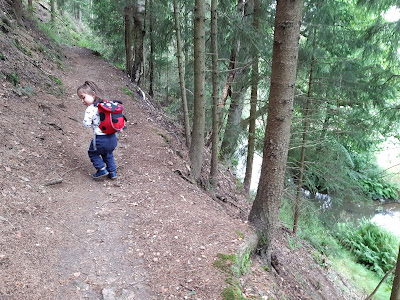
[1,45,252,300]
[1,34,368,299]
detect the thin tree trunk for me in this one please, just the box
[248,0,303,265]
[210,0,219,184]
[28,0,32,13]
[243,0,260,193]
[293,28,316,235]
[220,74,246,161]
[50,0,55,22]
[11,0,23,22]
[124,6,133,78]
[132,1,146,86]
[391,245,400,300]
[174,0,191,148]
[148,0,154,97]
[205,0,245,148]
[189,0,206,182]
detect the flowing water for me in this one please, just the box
[309,192,400,237]
[235,149,400,237]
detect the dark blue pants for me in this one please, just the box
[88,134,117,172]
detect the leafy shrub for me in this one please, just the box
[335,219,399,276]
[359,178,399,200]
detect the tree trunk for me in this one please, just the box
[148,0,154,97]
[243,0,260,193]
[391,245,400,300]
[132,0,146,86]
[218,0,245,111]
[210,0,219,184]
[174,0,191,148]
[124,6,133,78]
[205,0,246,148]
[220,70,246,161]
[28,0,32,12]
[11,0,23,22]
[293,28,316,235]
[189,0,206,181]
[248,0,303,265]
[50,0,55,22]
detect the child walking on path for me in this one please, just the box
[77,80,118,179]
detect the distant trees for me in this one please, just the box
[243,0,260,193]
[173,0,191,148]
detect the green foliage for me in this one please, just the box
[6,72,19,86]
[332,251,393,300]
[214,253,237,274]
[13,86,34,96]
[13,39,32,56]
[122,87,136,101]
[214,251,251,300]
[154,129,171,145]
[0,52,5,60]
[287,234,302,250]
[359,178,399,199]
[311,251,329,269]
[238,250,252,275]
[335,219,399,277]
[280,197,340,256]
[235,230,245,240]
[48,75,62,85]
[221,284,246,300]
[35,10,83,47]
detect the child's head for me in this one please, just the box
[77,81,102,106]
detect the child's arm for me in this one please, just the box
[83,105,100,128]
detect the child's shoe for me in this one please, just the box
[108,171,117,180]
[92,167,109,179]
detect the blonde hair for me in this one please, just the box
[77,81,104,101]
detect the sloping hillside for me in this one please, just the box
[0,6,365,300]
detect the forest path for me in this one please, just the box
[1,45,251,300]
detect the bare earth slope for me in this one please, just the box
[0,16,366,300]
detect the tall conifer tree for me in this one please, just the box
[249,0,303,264]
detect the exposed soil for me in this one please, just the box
[0,7,367,300]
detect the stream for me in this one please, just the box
[236,148,400,237]
[308,192,400,237]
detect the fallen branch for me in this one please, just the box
[43,166,84,186]
[364,265,396,300]
[0,216,15,229]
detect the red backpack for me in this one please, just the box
[95,100,127,134]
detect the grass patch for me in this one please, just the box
[122,87,136,101]
[332,252,393,300]
[335,219,398,277]
[279,196,397,297]
[214,249,254,300]
[154,129,171,144]
[13,39,32,56]
[6,72,19,86]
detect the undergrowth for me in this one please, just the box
[335,219,398,277]
[214,251,252,300]
[280,197,399,299]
